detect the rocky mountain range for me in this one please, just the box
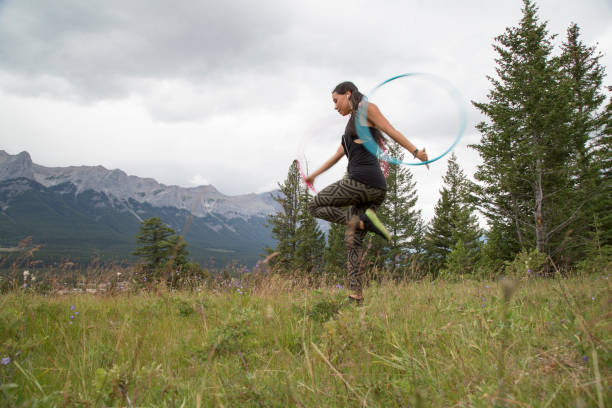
[0,150,281,267]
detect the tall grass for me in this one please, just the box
[1,274,610,407]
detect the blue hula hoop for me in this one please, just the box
[355,73,467,166]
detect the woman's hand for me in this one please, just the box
[305,174,316,185]
[415,148,429,170]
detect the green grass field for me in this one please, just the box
[1,275,610,407]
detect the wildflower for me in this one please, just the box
[117,272,121,277]
[23,270,30,279]
[237,288,243,295]
[70,315,74,320]
[75,312,79,316]
[1,357,10,365]
[591,297,595,301]
[336,284,343,289]
[485,285,489,289]
[71,305,75,311]
[527,269,532,274]
[582,355,588,363]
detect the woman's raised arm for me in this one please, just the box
[365,103,429,168]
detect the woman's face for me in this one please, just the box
[332,91,352,116]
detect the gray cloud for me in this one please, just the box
[0,1,509,102]
[0,0,297,98]
[0,0,610,222]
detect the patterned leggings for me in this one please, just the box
[308,177,386,294]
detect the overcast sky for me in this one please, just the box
[1,0,610,223]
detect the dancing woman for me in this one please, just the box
[306,81,428,302]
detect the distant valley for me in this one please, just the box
[0,151,280,267]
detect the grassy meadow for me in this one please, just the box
[1,274,610,407]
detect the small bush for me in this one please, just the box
[504,248,548,279]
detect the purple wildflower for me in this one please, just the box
[75,312,79,316]
[336,284,343,289]
[1,357,10,365]
[70,315,74,320]
[71,305,75,311]
[582,355,588,363]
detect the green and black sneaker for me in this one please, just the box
[362,209,391,241]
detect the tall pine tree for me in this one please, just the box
[294,186,326,275]
[471,0,578,265]
[324,222,347,281]
[559,23,608,261]
[374,142,425,273]
[265,160,326,274]
[587,90,612,255]
[264,160,301,272]
[425,153,482,275]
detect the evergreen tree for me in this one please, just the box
[554,22,608,261]
[595,91,612,181]
[559,24,609,260]
[375,142,425,273]
[471,0,577,264]
[425,188,455,269]
[294,186,326,274]
[324,222,347,281]
[168,235,189,268]
[264,160,301,272]
[589,91,612,250]
[425,153,482,275]
[132,217,190,276]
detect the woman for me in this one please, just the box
[306,81,428,303]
